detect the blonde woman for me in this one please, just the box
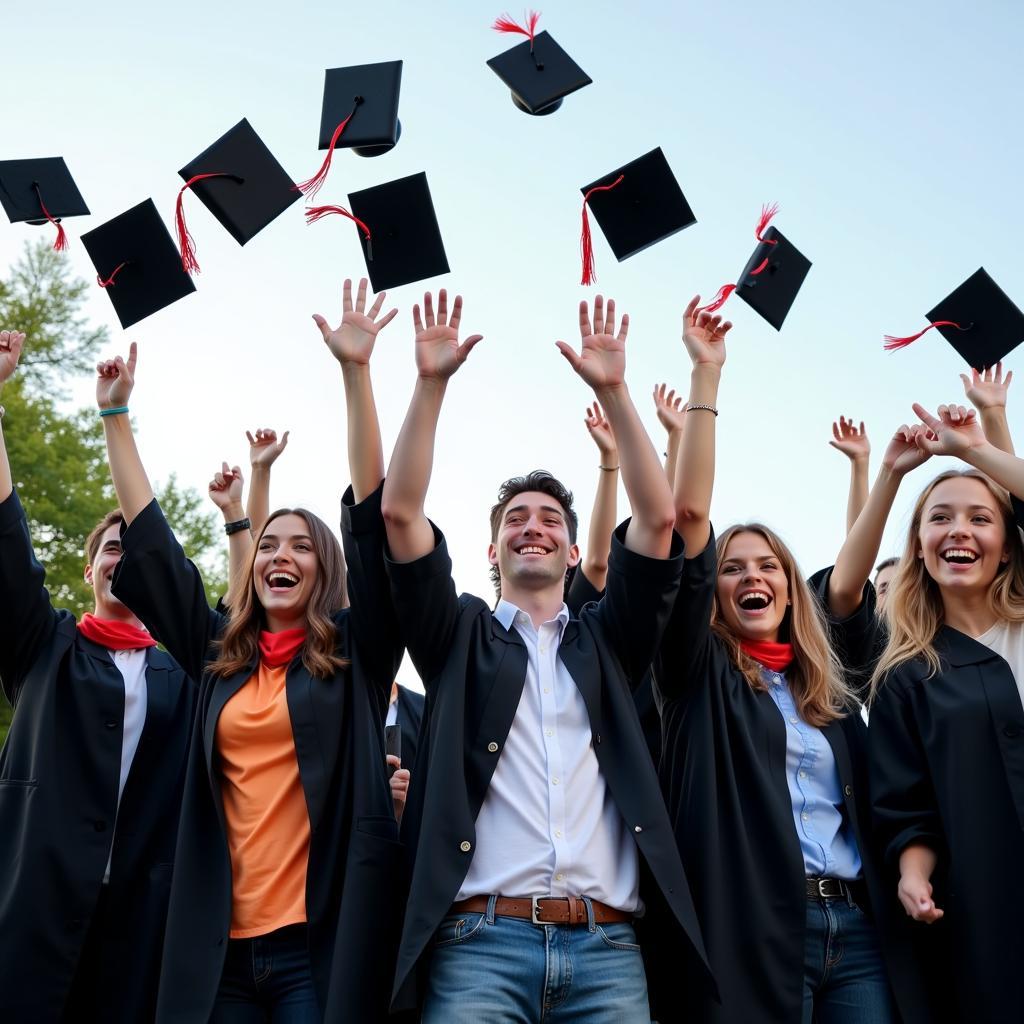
[649,297,917,1024]
[869,399,1024,1024]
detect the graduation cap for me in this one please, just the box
[81,199,196,329]
[305,171,448,292]
[579,148,696,285]
[0,157,90,251]
[696,205,812,331]
[884,268,1024,367]
[174,118,301,273]
[487,12,592,115]
[294,60,404,200]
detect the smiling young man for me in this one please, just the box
[380,293,711,1023]
[0,330,195,1023]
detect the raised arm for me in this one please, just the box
[556,296,674,558]
[828,425,931,618]
[962,362,1014,455]
[653,382,687,487]
[580,401,618,590]
[672,296,731,556]
[97,342,153,524]
[829,416,871,536]
[245,427,289,536]
[382,290,483,563]
[314,277,398,503]
[208,461,249,610]
[0,330,23,504]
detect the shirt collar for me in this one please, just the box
[495,598,570,634]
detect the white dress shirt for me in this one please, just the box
[456,599,638,910]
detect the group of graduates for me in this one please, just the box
[1,280,1024,1024]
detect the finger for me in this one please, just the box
[960,372,971,393]
[424,292,435,329]
[555,341,582,373]
[618,313,629,343]
[859,421,866,436]
[832,422,842,442]
[666,389,676,406]
[449,294,463,333]
[246,430,257,446]
[126,341,138,377]
[8,332,24,358]
[377,308,399,331]
[683,295,699,323]
[579,300,592,339]
[367,290,385,320]
[604,299,616,338]
[1006,369,1014,388]
[279,431,290,450]
[593,400,604,419]
[912,403,941,430]
[356,277,367,314]
[312,313,330,341]
[457,335,484,363]
[342,278,353,314]
[437,288,449,327]
[716,320,733,339]
[413,304,425,334]
[385,754,401,768]
[593,294,605,335]
[673,397,683,411]
[231,465,243,480]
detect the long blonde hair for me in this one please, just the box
[712,524,853,726]
[207,508,349,680]
[869,469,1024,695]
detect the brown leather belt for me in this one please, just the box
[451,895,633,926]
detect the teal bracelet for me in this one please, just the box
[99,406,129,418]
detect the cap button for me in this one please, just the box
[487,741,499,753]
[459,840,472,853]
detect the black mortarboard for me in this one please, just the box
[884,268,1024,366]
[81,199,196,329]
[177,118,300,252]
[344,172,449,292]
[487,19,592,115]
[0,156,89,250]
[579,148,696,283]
[733,226,812,331]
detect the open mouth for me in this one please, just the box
[941,548,978,565]
[737,590,772,612]
[515,545,550,556]
[266,571,299,592]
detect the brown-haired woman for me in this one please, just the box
[868,396,1024,1023]
[97,279,405,1023]
[648,297,920,1024]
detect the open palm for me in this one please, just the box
[314,277,397,365]
[414,290,483,380]
[557,295,629,390]
[0,330,25,385]
[682,295,731,368]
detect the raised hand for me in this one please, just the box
[96,341,137,410]
[830,416,870,462]
[247,427,290,469]
[313,277,399,366]
[556,295,629,391]
[413,289,484,381]
[912,402,988,458]
[681,296,731,369]
[0,330,26,386]
[881,423,931,476]
[653,383,686,435]
[961,362,1013,411]
[208,461,244,511]
[584,402,617,458]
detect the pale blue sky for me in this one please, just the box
[4,0,1023,686]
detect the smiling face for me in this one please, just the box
[917,476,1009,596]
[84,523,128,617]
[488,490,580,598]
[253,513,321,631]
[716,530,791,643]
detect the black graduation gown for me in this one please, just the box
[395,684,425,772]
[869,625,1024,1023]
[0,489,195,1023]
[385,520,714,1015]
[110,484,405,1024]
[652,529,926,1024]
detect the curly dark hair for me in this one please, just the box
[488,470,578,597]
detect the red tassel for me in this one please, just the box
[305,205,373,260]
[883,320,963,352]
[97,262,129,288]
[580,174,624,286]
[175,172,235,275]
[294,105,360,200]
[755,201,780,243]
[492,10,541,45]
[695,284,737,317]
[749,257,770,276]
[34,189,68,251]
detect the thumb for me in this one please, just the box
[312,314,330,342]
[279,430,290,450]
[126,340,138,376]
[555,341,581,372]
[458,335,484,363]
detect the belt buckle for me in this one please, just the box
[531,895,546,925]
[817,878,842,899]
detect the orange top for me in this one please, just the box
[216,662,310,938]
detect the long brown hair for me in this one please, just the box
[711,523,852,726]
[207,508,349,679]
[869,469,1024,695]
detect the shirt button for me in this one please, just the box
[546,729,554,738]
[487,742,499,753]
[556,873,565,881]
[555,830,563,838]
[634,825,643,833]
[799,771,807,779]
[801,813,809,821]
[552,778,560,786]
[459,841,472,853]
[543,688,550,694]
[789,717,798,725]
[540,646,548,653]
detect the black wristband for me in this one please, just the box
[224,518,251,536]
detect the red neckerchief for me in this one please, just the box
[77,613,157,651]
[258,628,306,668]
[740,639,794,672]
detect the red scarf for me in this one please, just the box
[258,628,306,668]
[77,613,157,651]
[740,639,794,672]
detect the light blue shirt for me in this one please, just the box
[765,671,862,879]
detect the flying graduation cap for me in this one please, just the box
[696,204,812,330]
[0,157,90,251]
[81,199,196,329]
[487,12,592,115]
[884,268,1024,367]
[578,148,696,285]
[294,60,404,201]
[174,118,301,274]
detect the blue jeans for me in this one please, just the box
[803,897,897,1024]
[210,923,320,1024]
[423,896,649,1023]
